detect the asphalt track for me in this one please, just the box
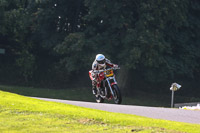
[32,97,200,124]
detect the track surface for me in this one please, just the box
[33,97,200,124]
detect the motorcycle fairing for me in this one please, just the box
[89,70,94,80]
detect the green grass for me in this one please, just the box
[0,85,94,102]
[0,90,200,133]
[1,84,200,108]
[0,85,172,107]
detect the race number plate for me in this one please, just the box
[105,70,113,77]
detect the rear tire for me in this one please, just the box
[112,84,122,104]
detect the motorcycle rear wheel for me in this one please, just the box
[95,95,104,103]
[112,84,122,104]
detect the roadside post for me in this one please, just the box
[170,83,181,108]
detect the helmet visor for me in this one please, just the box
[97,59,105,64]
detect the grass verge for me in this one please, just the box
[1,84,200,107]
[0,90,200,133]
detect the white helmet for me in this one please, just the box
[96,54,106,68]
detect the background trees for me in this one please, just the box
[0,0,199,95]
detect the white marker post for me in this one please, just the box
[170,83,181,108]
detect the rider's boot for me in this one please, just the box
[92,80,97,95]
[99,88,105,96]
[92,87,97,95]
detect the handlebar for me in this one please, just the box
[93,67,120,73]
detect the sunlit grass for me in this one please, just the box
[0,90,200,133]
[0,84,176,107]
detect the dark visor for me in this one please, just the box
[97,60,105,64]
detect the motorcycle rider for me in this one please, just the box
[91,54,118,95]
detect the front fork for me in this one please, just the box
[106,77,117,97]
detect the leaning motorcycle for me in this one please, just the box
[89,67,122,104]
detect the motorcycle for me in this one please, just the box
[89,67,122,104]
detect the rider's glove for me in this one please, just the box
[93,70,99,74]
[113,64,118,68]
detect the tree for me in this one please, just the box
[0,0,35,82]
[84,0,200,84]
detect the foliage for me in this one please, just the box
[0,0,36,82]
[31,0,86,49]
[0,0,199,91]
[84,0,200,82]
[54,33,91,73]
[15,47,36,82]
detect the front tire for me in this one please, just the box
[112,84,122,104]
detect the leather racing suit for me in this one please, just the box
[91,58,116,93]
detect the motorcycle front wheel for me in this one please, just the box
[95,95,104,103]
[112,84,122,104]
